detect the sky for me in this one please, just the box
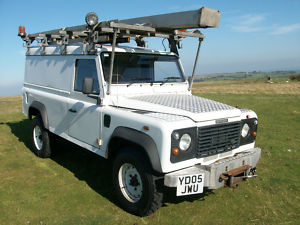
[0,0,299,96]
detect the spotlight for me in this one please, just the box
[85,12,98,26]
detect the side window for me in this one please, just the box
[74,59,100,94]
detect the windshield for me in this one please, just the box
[101,52,184,84]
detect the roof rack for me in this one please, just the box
[18,7,220,54]
[18,7,220,94]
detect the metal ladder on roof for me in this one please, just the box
[18,6,221,94]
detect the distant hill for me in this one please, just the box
[192,70,299,82]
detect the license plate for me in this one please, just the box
[176,174,204,196]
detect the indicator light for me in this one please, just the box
[172,147,179,156]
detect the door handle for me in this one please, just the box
[68,108,77,113]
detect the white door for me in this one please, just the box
[67,58,102,149]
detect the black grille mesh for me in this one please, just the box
[197,122,241,157]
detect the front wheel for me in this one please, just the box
[31,116,52,158]
[112,148,163,216]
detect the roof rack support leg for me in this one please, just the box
[168,36,179,55]
[83,42,87,55]
[40,37,48,55]
[107,28,118,95]
[135,36,146,47]
[60,35,68,55]
[25,39,32,55]
[188,38,203,91]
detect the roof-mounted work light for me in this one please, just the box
[85,12,98,26]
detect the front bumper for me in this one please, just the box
[164,147,261,189]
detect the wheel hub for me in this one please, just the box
[129,174,140,187]
[33,125,43,150]
[118,163,143,203]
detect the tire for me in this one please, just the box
[31,116,52,158]
[112,148,163,216]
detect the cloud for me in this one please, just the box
[239,14,265,25]
[230,14,266,33]
[230,13,300,36]
[231,26,263,33]
[271,23,300,35]
[222,9,242,15]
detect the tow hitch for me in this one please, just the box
[219,165,257,188]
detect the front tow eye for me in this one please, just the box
[219,165,257,188]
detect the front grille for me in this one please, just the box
[197,122,241,157]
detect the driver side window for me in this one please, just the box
[74,59,100,94]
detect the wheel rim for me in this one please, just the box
[118,163,143,203]
[33,125,43,150]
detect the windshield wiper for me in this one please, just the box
[160,77,181,86]
[127,77,151,87]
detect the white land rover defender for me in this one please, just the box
[19,8,261,216]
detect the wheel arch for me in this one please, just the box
[107,127,163,173]
[28,101,49,129]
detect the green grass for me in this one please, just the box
[1,80,300,224]
[193,70,299,82]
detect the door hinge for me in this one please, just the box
[97,138,103,146]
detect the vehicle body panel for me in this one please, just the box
[23,45,259,174]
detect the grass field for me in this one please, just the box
[193,71,299,82]
[1,79,300,225]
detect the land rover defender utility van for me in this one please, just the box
[19,8,261,216]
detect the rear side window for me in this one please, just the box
[74,59,100,94]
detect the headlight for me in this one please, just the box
[240,118,258,146]
[241,123,250,138]
[171,127,196,163]
[179,134,191,151]
[253,119,258,125]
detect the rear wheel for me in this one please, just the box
[112,148,163,216]
[31,116,52,158]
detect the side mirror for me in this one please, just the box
[82,77,94,94]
